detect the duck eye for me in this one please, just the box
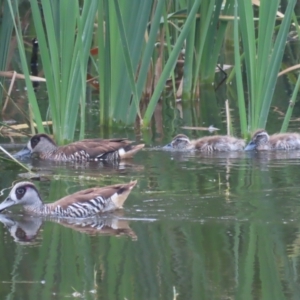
[16,187,26,195]
[31,137,40,148]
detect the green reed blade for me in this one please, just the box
[30,0,97,143]
[233,0,247,136]
[280,12,300,132]
[192,0,215,86]
[143,0,201,127]
[280,72,300,132]
[255,0,279,126]
[30,0,61,139]
[113,0,141,121]
[163,3,177,98]
[113,1,152,124]
[63,1,97,141]
[205,0,234,80]
[258,0,297,128]
[128,0,165,122]
[0,146,32,173]
[97,1,153,125]
[8,1,44,133]
[182,0,197,98]
[237,0,257,129]
[98,0,113,126]
[0,0,14,103]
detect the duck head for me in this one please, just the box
[245,130,269,151]
[163,134,191,150]
[0,182,42,212]
[13,134,57,159]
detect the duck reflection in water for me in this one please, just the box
[29,157,145,173]
[0,213,137,244]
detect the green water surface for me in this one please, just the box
[0,147,300,300]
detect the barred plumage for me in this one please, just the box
[13,134,144,162]
[163,134,245,152]
[0,181,137,218]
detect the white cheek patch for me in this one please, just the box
[27,140,33,150]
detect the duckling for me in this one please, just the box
[244,129,300,151]
[13,134,144,161]
[163,134,245,152]
[0,181,137,218]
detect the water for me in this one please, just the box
[0,147,300,299]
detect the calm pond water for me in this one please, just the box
[1,143,300,299]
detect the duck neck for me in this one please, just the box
[38,144,59,159]
[23,201,49,215]
[44,143,58,154]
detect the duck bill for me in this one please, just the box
[0,197,15,212]
[13,146,31,159]
[163,143,172,150]
[244,141,256,151]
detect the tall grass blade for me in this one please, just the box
[8,0,44,133]
[143,0,201,127]
[233,0,247,136]
[0,0,14,103]
[255,0,279,126]
[30,0,97,143]
[113,0,141,121]
[135,0,164,102]
[237,0,257,129]
[97,1,152,125]
[182,0,197,98]
[0,146,32,173]
[98,0,111,126]
[258,0,297,128]
[30,0,61,139]
[280,72,300,132]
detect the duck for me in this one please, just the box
[13,134,144,161]
[0,181,137,218]
[163,134,245,152]
[244,129,300,151]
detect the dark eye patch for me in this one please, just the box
[31,136,40,148]
[16,187,26,199]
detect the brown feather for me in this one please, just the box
[57,139,133,158]
[49,181,137,210]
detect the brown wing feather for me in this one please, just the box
[51,182,136,209]
[58,138,132,158]
[81,138,132,144]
